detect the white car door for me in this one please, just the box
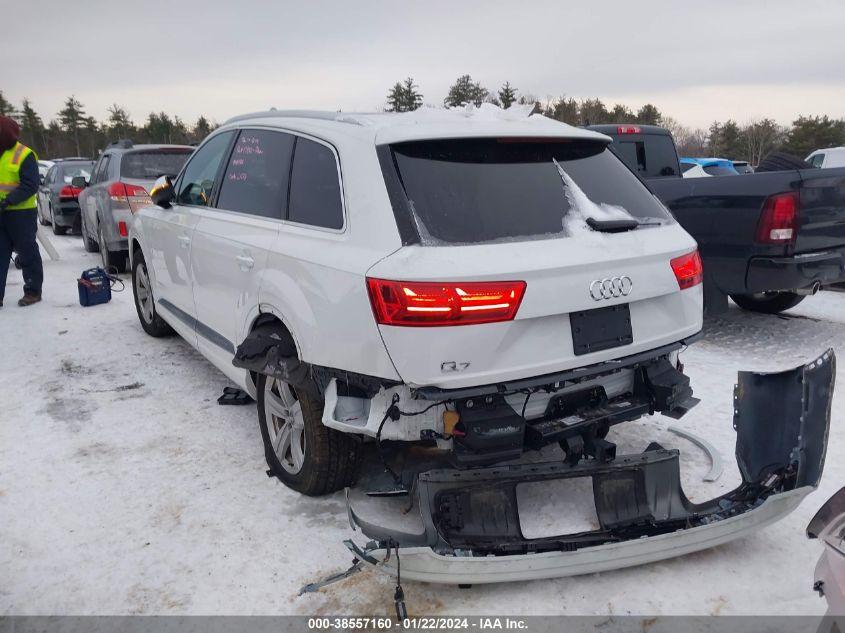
[145,131,236,347]
[189,129,289,386]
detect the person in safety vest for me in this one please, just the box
[0,115,42,307]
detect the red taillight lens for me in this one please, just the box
[670,250,703,290]
[617,125,641,134]
[109,182,151,214]
[59,185,81,199]
[756,191,798,245]
[118,221,128,237]
[366,278,526,326]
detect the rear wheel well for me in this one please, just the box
[245,313,298,390]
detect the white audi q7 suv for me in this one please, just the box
[130,106,704,498]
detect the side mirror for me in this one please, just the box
[150,175,175,209]
[71,176,88,189]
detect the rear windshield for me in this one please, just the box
[611,135,679,178]
[703,164,738,176]
[121,150,192,180]
[61,163,93,183]
[388,139,674,244]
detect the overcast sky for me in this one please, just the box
[5,0,845,129]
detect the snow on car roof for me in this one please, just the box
[223,104,610,145]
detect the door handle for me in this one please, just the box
[177,235,191,248]
[236,254,255,270]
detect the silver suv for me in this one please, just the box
[76,140,193,272]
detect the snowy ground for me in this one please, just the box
[1,233,842,616]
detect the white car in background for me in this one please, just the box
[807,147,845,168]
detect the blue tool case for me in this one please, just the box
[78,267,113,307]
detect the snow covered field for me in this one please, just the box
[1,233,842,616]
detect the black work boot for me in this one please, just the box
[18,293,41,307]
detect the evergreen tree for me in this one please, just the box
[707,121,723,156]
[544,96,579,125]
[635,103,661,125]
[718,119,743,158]
[19,99,46,156]
[609,103,635,123]
[83,116,102,158]
[58,96,87,156]
[783,115,845,157]
[579,98,610,125]
[498,82,518,109]
[0,91,17,118]
[193,116,213,142]
[107,104,134,140]
[444,75,488,108]
[386,77,423,112]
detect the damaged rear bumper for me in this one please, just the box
[346,349,836,584]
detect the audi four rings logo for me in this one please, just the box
[589,276,633,300]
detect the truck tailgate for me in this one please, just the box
[795,167,845,253]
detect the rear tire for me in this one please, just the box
[51,209,68,235]
[256,341,360,496]
[81,213,99,252]
[132,250,173,337]
[99,223,126,273]
[730,291,806,314]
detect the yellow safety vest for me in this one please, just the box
[0,142,38,210]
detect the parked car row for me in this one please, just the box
[36,140,193,271]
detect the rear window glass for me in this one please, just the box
[612,136,678,178]
[388,139,673,244]
[121,150,192,180]
[702,165,738,176]
[680,162,696,173]
[61,163,93,183]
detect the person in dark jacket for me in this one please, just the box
[0,115,42,307]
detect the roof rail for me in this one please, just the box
[222,110,366,126]
[108,139,134,149]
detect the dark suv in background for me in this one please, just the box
[76,140,193,271]
[36,158,95,235]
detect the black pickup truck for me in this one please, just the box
[588,124,845,314]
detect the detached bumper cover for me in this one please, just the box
[347,349,836,584]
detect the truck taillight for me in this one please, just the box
[59,185,81,199]
[671,250,703,290]
[367,278,526,326]
[756,191,798,245]
[109,182,152,214]
[617,125,641,134]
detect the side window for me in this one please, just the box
[810,154,825,168]
[93,155,111,184]
[177,131,234,206]
[45,166,58,184]
[288,138,344,229]
[216,130,294,218]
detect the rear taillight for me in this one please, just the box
[756,191,798,245]
[617,125,641,134]
[118,221,128,237]
[671,250,703,290]
[109,182,152,214]
[366,278,526,327]
[59,185,81,199]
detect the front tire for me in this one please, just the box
[257,369,360,496]
[132,250,173,337]
[730,291,806,314]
